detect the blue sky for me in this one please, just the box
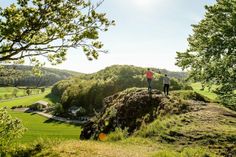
[1,0,216,73]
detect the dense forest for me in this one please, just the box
[52,65,188,115]
[0,65,81,87]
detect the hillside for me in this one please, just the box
[8,88,236,157]
[51,65,188,116]
[0,65,82,87]
[79,88,236,156]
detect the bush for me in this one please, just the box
[53,103,64,116]
[30,104,43,111]
[41,88,45,93]
[106,128,129,141]
[220,94,236,111]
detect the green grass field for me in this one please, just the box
[191,82,218,101]
[0,87,81,143]
[0,88,56,108]
[0,87,49,99]
[0,87,24,97]
[9,111,81,143]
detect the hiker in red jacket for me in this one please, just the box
[146,68,154,92]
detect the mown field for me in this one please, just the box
[0,88,81,143]
[0,88,53,108]
[0,87,51,100]
[9,111,82,143]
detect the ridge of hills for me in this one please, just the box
[0,64,186,87]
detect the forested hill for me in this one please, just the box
[0,65,82,87]
[52,65,188,115]
[88,65,187,79]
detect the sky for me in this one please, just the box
[1,0,216,73]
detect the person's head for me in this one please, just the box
[165,74,167,77]
[147,68,150,71]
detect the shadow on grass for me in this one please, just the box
[45,93,60,104]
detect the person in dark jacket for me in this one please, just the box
[163,74,170,95]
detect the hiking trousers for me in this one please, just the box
[164,84,169,95]
[147,78,152,92]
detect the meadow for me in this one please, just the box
[0,88,81,143]
[0,88,54,108]
[9,111,82,143]
[0,87,51,100]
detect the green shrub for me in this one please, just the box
[220,94,236,111]
[106,128,129,141]
[53,103,64,116]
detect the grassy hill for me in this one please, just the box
[6,88,236,157]
[2,66,235,157]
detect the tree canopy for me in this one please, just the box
[176,0,236,95]
[0,0,114,65]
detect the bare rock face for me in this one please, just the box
[80,88,207,140]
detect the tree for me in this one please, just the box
[0,108,26,153]
[0,0,114,65]
[41,87,45,93]
[176,0,236,106]
[12,88,18,97]
[26,88,31,95]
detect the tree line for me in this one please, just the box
[0,65,81,87]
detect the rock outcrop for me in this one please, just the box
[80,88,206,139]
